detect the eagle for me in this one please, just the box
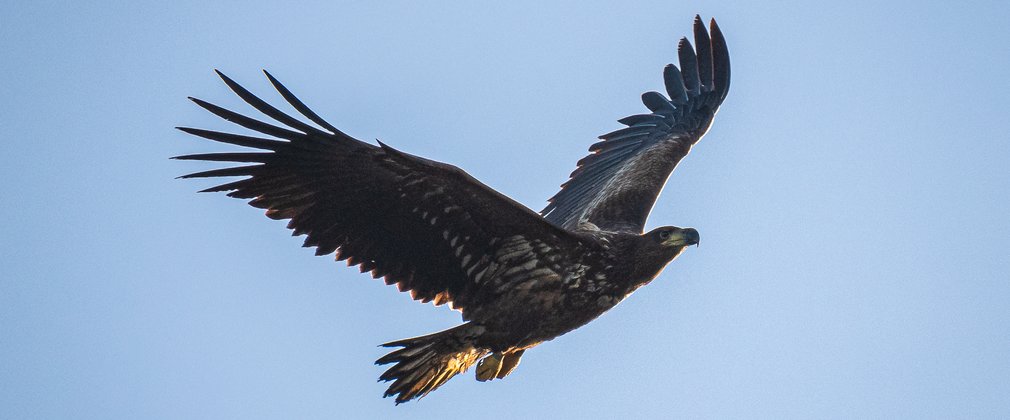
[176,16,729,404]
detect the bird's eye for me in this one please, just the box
[659,230,671,239]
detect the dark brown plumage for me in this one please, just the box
[176,16,729,404]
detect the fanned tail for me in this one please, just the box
[376,323,488,404]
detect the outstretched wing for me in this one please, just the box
[176,70,584,318]
[541,16,730,233]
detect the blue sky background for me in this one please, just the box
[2,1,1009,418]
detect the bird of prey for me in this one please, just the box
[176,15,729,404]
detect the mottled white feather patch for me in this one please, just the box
[502,259,538,277]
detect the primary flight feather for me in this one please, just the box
[176,15,730,404]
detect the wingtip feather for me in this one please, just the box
[708,18,731,100]
[261,70,346,136]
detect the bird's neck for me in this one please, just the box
[604,233,679,291]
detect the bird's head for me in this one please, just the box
[628,226,700,282]
[644,226,700,261]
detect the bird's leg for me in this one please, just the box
[475,349,525,381]
[495,349,524,379]
[475,352,503,381]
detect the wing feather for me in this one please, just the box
[177,71,584,316]
[542,16,730,232]
[692,15,714,91]
[677,38,702,95]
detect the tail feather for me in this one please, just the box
[376,323,488,404]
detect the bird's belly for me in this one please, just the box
[475,280,628,350]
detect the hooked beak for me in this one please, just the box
[663,228,700,247]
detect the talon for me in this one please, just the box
[476,352,503,381]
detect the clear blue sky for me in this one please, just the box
[2,1,1009,418]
